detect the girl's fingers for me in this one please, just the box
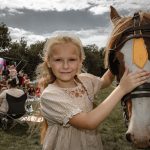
[129,71,150,79]
[136,79,148,86]
[119,69,150,94]
[134,73,150,85]
[122,67,129,78]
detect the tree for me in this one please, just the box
[24,41,45,78]
[99,47,107,76]
[83,44,106,76]
[0,22,11,51]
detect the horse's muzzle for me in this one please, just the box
[126,132,150,149]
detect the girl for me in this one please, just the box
[37,35,150,150]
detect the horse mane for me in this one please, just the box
[104,11,150,68]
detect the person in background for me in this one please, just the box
[0,76,7,92]
[27,84,36,96]
[0,78,24,113]
[37,35,150,150]
[8,64,17,79]
[17,71,24,87]
[2,65,10,79]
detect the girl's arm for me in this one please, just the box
[69,69,150,130]
[100,69,115,89]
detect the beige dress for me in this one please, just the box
[41,73,103,150]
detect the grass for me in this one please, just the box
[0,86,146,150]
[0,123,42,150]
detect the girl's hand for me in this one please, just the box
[118,68,150,95]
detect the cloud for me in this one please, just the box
[0,0,91,12]
[9,27,46,44]
[9,26,110,48]
[89,5,109,15]
[1,0,150,16]
[89,0,150,15]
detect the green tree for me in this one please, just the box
[24,41,45,78]
[99,47,107,76]
[0,22,11,51]
[83,44,106,76]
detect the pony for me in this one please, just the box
[105,6,150,149]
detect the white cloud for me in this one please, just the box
[89,0,150,15]
[8,8,24,15]
[9,27,46,44]
[9,26,110,48]
[89,5,109,15]
[75,28,110,47]
[0,0,91,12]
[1,0,150,15]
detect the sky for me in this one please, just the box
[0,0,150,48]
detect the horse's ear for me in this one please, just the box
[110,6,121,25]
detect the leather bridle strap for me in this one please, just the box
[113,34,150,51]
[131,93,150,98]
[124,24,150,34]
[133,83,150,91]
[122,83,150,103]
[131,83,150,98]
[133,12,141,34]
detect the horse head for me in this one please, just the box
[106,6,150,149]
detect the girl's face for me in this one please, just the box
[49,42,82,87]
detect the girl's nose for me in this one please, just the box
[63,61,69,69]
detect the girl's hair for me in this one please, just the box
[36,34,85,90]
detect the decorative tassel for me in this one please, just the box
[133,38,148,68]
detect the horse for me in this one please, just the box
[105,6,150,149]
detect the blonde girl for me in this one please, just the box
[37,35,150,150]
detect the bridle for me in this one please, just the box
[108,12,150,127]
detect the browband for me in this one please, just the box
[112,34,150,51]
[124,24,150,35]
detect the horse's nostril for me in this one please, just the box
[126,133,132,142]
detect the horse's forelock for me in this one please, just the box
[108,17,132,49]
[104,17,132,68]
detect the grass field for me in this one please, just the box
[0,86,145,150]
[0,123,42,150]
